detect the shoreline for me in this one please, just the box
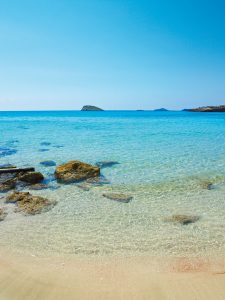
[1,250,225,300]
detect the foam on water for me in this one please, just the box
[1,110,225,258]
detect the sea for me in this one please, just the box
[1,110,225,259]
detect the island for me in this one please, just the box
[186,105,225,112]
[154,108,168,112]
[81,105,104,111]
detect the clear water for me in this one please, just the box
[1,110,225,258]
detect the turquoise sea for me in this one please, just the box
[1,110,225,258]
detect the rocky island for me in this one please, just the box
[154,108,168,111]
[186,105,225,112]
[81,105,104,111]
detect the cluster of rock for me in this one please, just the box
[0,159,207,227]
[0,167,44,192]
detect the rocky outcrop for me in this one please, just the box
[6,191,56,215]
[186,105,225,112]
[81,105,104,111]
[0,208,7,221]
[164,214,200,225]
[96,161,119,168]
[103,193,133,203]
[55,160,100,183]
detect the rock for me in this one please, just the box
[96,161,119,168]
[55,160,100,183]
[102,193,133,203]
[86,176,110,185]
[6,191,56,215]
[18,172,44,184]
[0,208,7,221]
[0,164,17,169]
[0,147,17,157]
[40,160,56,167]
[40,142,51,146]
[29,183,49,190]
[186,105,225,112]
[201,181,214,190]
[76,183,91,191]
[0,178,17,192]
[17,126,29,129]
[164,214,200,225]
[81,105,104,111]
[53,145,64,148]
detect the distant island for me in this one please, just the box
[81,105,104,111]
[154,108,168,112]
[186,105,225,112]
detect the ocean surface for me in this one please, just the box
[1,110,225,258]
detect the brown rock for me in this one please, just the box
[29,183,49,190]
[0,178,17,192]
[18,172,44,184]
[55,160,100,183]
[164,214,200,225]
[0,208,7,221]
[102,193,133,203]
[6,191,56,215]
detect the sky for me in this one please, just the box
[0,0,225,110]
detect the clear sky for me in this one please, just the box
[0,0,225,110]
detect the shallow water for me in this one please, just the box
[1,110,225,258]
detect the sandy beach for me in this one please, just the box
[1,250,225,300]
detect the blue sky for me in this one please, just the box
[0,0,225,110]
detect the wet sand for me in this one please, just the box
[0,251,225,300]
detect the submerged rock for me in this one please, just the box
[6,191,56,215]
[0,164,17,169]
[0,208,7,221]
[96,161,119,168]
[29,183,49,190]
[55,160,100,183]
[39,149,49,152]
[40,160,56,167]
[0,178,17,192]
[86,176,110,185]
[0,147,17,157]
[81,105,104,111]
[18,172,44,184]
[102,193,133,203]
[164,214,200,225]
[40,142,51,146]
[201,181,214,190]
[76,183,91,191]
